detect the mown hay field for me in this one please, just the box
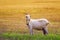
[0,6,60,34]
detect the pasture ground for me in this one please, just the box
[0,33,60,40]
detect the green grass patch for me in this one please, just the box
[0,33,60,40]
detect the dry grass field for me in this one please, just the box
[0,0,60,35]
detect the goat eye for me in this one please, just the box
[26,16,28,18]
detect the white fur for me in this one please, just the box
[25,14,49,35]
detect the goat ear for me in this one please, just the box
[25,13,29,15]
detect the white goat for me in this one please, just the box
[25,13,49,35]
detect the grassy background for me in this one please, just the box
[0,33,60,40]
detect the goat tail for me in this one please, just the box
[48,21,53,27]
